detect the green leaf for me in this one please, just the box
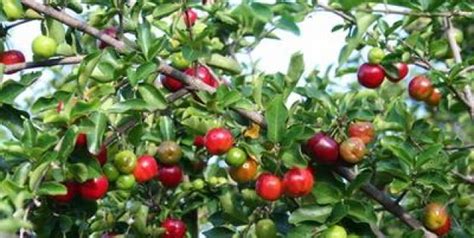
[313,182,343,205]
[289,205,332,224]
[265,95,288,143]
[88,112,107,154]
[21,120,37,148]
[346,200,377,224]
[12,162,31,187]
[0,218,32,233]
[152,3,180,18]
[347,169,372,195]
[138,84,167,111]
[275,15,300,35]
[203,227,235,238]
[128,62,157,86]
[416,144,442,168]
[69,163,89,182]
[159,116,175,141]
[206,54,242,74]
[287,52,304,83]
[0,80,26,104]
[58,128,77,161]
[251,3,273,22]
[137,19,154,60]
[327,202,348,224]
[108,99,151,113]
[29,162,50,191]
[37,181,67,196]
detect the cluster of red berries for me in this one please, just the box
[408,75,442,106]
[255,167,315,201]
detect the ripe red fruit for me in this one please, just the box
[79,175,109,200]
[387,63,409,82]
[255,173,283,201]
[0,50,26,74]
[184,66,218,88]
[162,218,187,238]
[204,128,234,155]
[282,167,314,198]
[50,182,78,203]
[183,9,198,28]
[158,165,183,188]
[425,88,442,106]
[98,27,118,49]
[357,63,385,89]
[423,203,450,235]
[161,75,184,92]
[193,135,205,147]
[307,133,339,164]
[408,75,434,101]
[76,133,87,148]
[133,155,159,183]
[95,146,107,166]
[348,122,375,144]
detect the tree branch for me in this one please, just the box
[334,167,437,238]
[4,56,84,74]
[15,1,432,235]
[444,144,474,151]
[451,171,474,185]
[356,7,473,18]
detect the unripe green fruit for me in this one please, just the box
[217,177,227,185]
[114,150,137,174]
[32,35,57,58]
[368,47,385,64]
[456,195,470,208]
[193,179,205,190]
[170,52,191,70]
[182,182,193,191]
[225,147,247,167]
[255,219,277,238]
[103,163,120,182]
[452,28,464,45]
[323,225,347,238]
[116,174,136,190]
[208,176,219,186]
[3,0,24,21]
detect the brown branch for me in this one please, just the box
[316,3,355,24]
[334,167,437,238]
[444,144,474,151]
[4,55,84,74]
[17,0,432,235]
[356,7,473,18]
[451,171,474,185]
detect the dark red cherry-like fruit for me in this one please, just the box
[408,75,434,101]
[79,175,109,200]
[357,63,385,89]
[307,133,339,164]
[387,63,409,82]
[204,128,234,155]
[162,218,187,238]
[157,165,183,188]
[282,167,314,198]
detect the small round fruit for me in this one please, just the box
[255,173,283,201]
[162,218,187,238]
[282,167,314,198]
[433,217,451,236]
[255,219,277,238]
[156,141,182,165]
[348,122,375,144]
[170,52,191,69]
[193,136,205,147]
[158,165,183,188]
[95,146,108,166]
[32,35,57,58]
[75,133,88,148]
[456,195,470,208]
[161,75,184,92]
[51,182,78,203]
[229,159,258,183]
[225,147,247,167]
[192,178,205,190]
[357,63,385,89]
[184,66,218,88]
[205,128,234,155]
[116,174,136,190]
[425,88,441,106]
[387,63,409,82]
[308,133,339,164]
[103,163,120,182]
[408,75,434,101]
[339,137,366,164]
[133,155,159,183]
[423,203,449,231]
[452,28,464,45]
[113,150,137,174]
[323,225,347,238]
[368,47,385,64]
[98,27,118,49]
[0,50,25,74]
[56,101,64,113]
[183,9,198,28]
[79,175,109,200]
[3,1,24,21]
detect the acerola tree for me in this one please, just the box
[0,1,473,237]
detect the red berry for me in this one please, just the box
[433,217,451,236]
[307,133,339,164]
[79,175,109,200]
[158,165,183,188]
[204,128,234,155]
[98,27,118,49]
[282,167,314,198]
[95,146,107,166]
[425,88,442,106]
[183,9,198,28]
[161,75,184,92]
[357,63,385,89]
[133,155,159,183]
[387,63,409,82]
[184,66,218,88]
[255,173,283,201]
[162,218,187,238]
[76,133,88,148]
[56,101,64,113]
[193,135,205,147]
[409,75,433,101]
[50,182,78,203]
[348,122,375,145]
[0,50,26,74]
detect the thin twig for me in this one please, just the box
[5,19,35,31]
[444,144,474,151]
[451,171,474,185]
[4,55,84,74]
[356,8,473,18]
